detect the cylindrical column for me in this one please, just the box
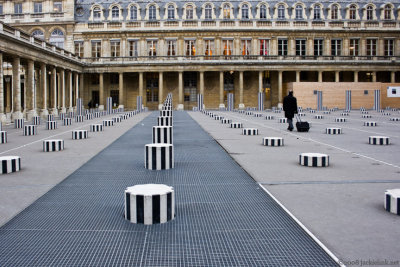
[354,71,358,83]
[199,71,204,95]
[26,60,35,111]
[60,69,65,112]
[239,71,244,106]
[0,53,4,116]
[139,72,143,97]
[12,57,22,119]
[119,72,124,107]
[68,71,73,111]
[178,71,183,106]
[335,71,340,83]
[79,73,84,106]
[51,66,57,114]
[318,71,323,83]
[372,71,377,82]
[99,73,104,107]
[158,72,163,107]
[391,71,396,83]
[219,71,224,106]
[278,71,283,106]
[296,71,301,83]
[75,72,79,106]
[40,63,48,113]
[258,71,263,93]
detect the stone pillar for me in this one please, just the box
[239,71,244,109]
[177,71,183,110]
[0,52,5,122]
[99,73,104,110]
[57,68,62,109]
[354,71,358,83]
[258,71,263,93]
[68,71,73,112]
[51,67,58,115]
[12,57,23,120]
[296,71,301,83]
[199,71,204,95]
[26,59,37,119]
[158,72,163,110]
[60,69,66,113]
[372,71,377,82]
[79,73,84,106]
[278,71,283,107]
[119,72,124,108]
[75,72,79,107]
[318,71,323,83]
[391,71,396,83]
[335,71,340,83]
[40,63,48,116]
[219,71,224,108]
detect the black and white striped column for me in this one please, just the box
[63,118,72,126]
[314,115,324,119]
[279,118,287,123]
[59,113,66,120]
[137,96,143,112]
[75,115,84,123]
[197,94,204,111]
[242,128,259,135]
[227,93,234,111]
[230,122,243,128]
[112,117,122,123]
[254,113,263,117]
[373,90,381,111]
[86,113,94,120]
[364,121,377,127]
[152,126,173,144]
[72,130,88,140]
[214,115,223,120]
[263,137,284,147]
[384,189,400,216]
[0,131,7,143]
[317,91,323,111]
[345,90,352,111]
[258,92,264,111]
[299,153,329,167]
[46,121,57,130]
[107,97,113,114]
[265,115,274,120]
[335,118,346,122]
[32,116,41,125]
[14,119,24,129]
[77,98,83,116]
[145,144,174,170]
[94,112,101,118]
[390,118,400,121]
[245,111,253,116]
[47,114,55,121]
[362,115,372,118]
[160,110,172,117]
[369,136,389,145]
[43,139,64,152]
[340,112,349,116]
[158,116,173,127]
[221,119,232,124]
[90,124,104,132]
[326,128,343,134]
[0,156,21,174]
[125,184,175,225]
[103,120,114,127]
[23,125,37,136]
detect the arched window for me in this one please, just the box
[278,4,285,19]
[168,4,175,20]
[205,4,212,19]
[111,6,119,20]
[149,5,156,20]
[130,6,137,20]
[93,7,101,21]
[295,5,303,19]
[349,5,357,20]
[384,4,392,20]
[32,29,44,40]
[260,4,267,19]
[50,29,64,49]
[186,5,194,20]
[242,4,249,19]
[314,5,321,20]
[366,6,373,20]
[331,5,339,20]
[223,4,230,19]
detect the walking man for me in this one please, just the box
[283,90,298,131]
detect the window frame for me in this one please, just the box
[331,5,339,20]
[130,5,138,20]
[366,6,373,20]
[147,40,158,57]
[93,7,101,21]
[278,5,285,20]
[314,5,321,20]
[384,4,392,20]
[295,5,303,20]
[331,39,342,56]
[349,39,359,56]
[222,39,233,56]
[259,39,270,56]
[278,38,288,56]
[366,39,377,56]
[14,3,23,14]
[185,39,196,56]
[110,40,121,57]
[167,4,175,20]
[74,41,84,58]
[314,39,323,56]
[295,39,306,56]
[205,4,212,20]
[349,5,357,20]
[242,4,249,20]
[128,40,139,57]
[186,5,194,20]
[384,39,394,57]
[111,6,119,20]
[166,39,177,57]
[53,1,62,13]
[260,4,267,19]
[34,2,43,13]
[91,40,102,58]
[223,4,231,19]
[149,5,157,20]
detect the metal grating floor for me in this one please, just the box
[0,112,337,266]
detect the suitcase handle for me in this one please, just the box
[295,114,302,122]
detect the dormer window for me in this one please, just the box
[32,29,44,40]
[242,4,249,19]
[149,5,156,20]
[205,4,212,19]
[168,5,175,20]
[53,1,62,12]
[186,5,194,20]
[295,5,303,20]
[111,6,119,20]
[366,6,373,20]
[223,4,230,19]
[384,4,392,20]
[93,7,101,21]
[314,5,321,20]
[331,5,339,20]
[278,5,285,20]
[130,6,137,20]
[349,5,357,20]
[260,4,267,19]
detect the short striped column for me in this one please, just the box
[384,189,400,216]
[242,128,259,135]
[238,110,245,114]
[86,114,94,120]
[309,110,316,113]
[361,111,369,114]
[390,118,400,121]
[265,115,274,120]
[278,118,287,123]
[369,136,390,145]
[323,111,331,114]
[144,144,174,170]
[382,112,391,116]
[214,115,223,120]
[94,112,101,118]
[43,139,64,152]
[335,118,346,122]
[362,115,372,118]
[314,115,324,119]
[59,113,66,120]
[75,115,84,123]
[63,118,72,126]
[152,126,173,144]
[364,121,377,127]
[46,121,57,130]
[14,119,24,129]
[90,124,104,132]
[158,116,173,127]
[245,111,254,116]
[32,116,41,125]
[124,184,175,225]
[221,119,232,124]
[120,114,128,120]
[263,137,284,147]
[103,120,114,127]
[47,114,55,121]
[209,113,215,118]
[0,131,7,143]
[299,153,329,167]
[341,112,349,116]
[68,112,74,118]
[230,122,243,128]
[23,125,37,136]
[254,113,263,117]
[72,130,88,140]
[160,110,172,117]
[273,110,282,113]
[326,128,343,135]
[112,117,122,123]
[298,113,306,117]
[0,156,21,174]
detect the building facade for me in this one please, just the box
[0,0,400,119]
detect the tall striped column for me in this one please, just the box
[374,90,381,111]
[106,97,113,114]
[197,94,203,111]
[317,91,323,111]
[76,98,83,116]
[137,96,143,112]
[345,90,351,111]
[258,92,264,111]
[227,93,234,111]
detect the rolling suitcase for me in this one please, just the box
[295,114,310,132]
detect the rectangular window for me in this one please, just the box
[91,41,101,58]
[384,39,394,57]
[349,39,359,56]
[222,39,233,56]
[314,39,323,56]
[241,39,251,56]
[278,39,288,56]
[110,40,120,57]
[129,40,138,57]
[34,2,42,13]
[74,41,84,58]
[366,39,377,56]
[146,77,159,102]
[166,40,177,56]
[296,39,306,56]
[147,40,157,56]
[259,39,270,56]
[53,1,62,12]
[331,39,342,56]
[14,3,23,14]
[185,40,196,56]
[204,39,214,59]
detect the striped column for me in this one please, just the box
[32,116,41,125]
[158,116,173,127]
[0,131,7,143]
[230,122,243,128]
[112,117,122,123]
[299,153,329,167]
[345,90,351,111]
[369,136,389,145]
[77,98,83,116]
[317,91,323,111]
[137,96,143,112]
[152,126,173,144]
[63,118,72,126]
[242,128,259,135]
[374,90,381,111]
[103,120,114,127]
[227,93,234,111]
[258,92,264,111]
[75,115,84,123]
[0,156,21,174]
[46,121,57,130]
[43,140,64,152]
[72,130,88,140]
[144,144,174,170]
[14,119,24,129]
[197,94,204,111]
[263,137,284,146]
[107,97,113,114]
[385,189,400,216]
[23,125,37,136]
[124,184,175,225]
[90,124,103,132]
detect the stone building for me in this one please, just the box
[0,0,400,120]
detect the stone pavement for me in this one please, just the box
[0,111,337,266]
[189,109,400,266]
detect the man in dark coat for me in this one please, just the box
[283,90,298,131]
